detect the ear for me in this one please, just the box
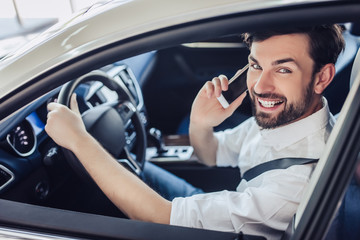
[313,63,336,94]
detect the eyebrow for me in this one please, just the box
[249,55,298,67]
[273,58,296,66]
[248,55,258,64]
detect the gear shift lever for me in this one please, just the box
[149,128,167,154]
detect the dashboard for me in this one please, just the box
[6,112,43,158]
[0,55,152,203]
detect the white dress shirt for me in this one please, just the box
[170,98,335,240]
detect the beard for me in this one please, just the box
[250,79,315,129]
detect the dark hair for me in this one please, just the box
[243,25,345,75]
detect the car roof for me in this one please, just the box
[0,0,332,99]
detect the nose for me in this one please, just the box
[253,71,275,94]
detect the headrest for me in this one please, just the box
[350,48,360,87]
[350,22,360,37]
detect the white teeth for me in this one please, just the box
[258,98,282,108]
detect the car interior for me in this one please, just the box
[0,11,360,239]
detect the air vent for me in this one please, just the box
[0,165,14,191]
[119,69,139,105]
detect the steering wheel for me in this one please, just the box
[57,70,146,180]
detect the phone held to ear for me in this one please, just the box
[217,64,249,108]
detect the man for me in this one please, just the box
[182,25,344,238]
[45,25,344,239]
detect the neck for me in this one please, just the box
[286,95,324,127]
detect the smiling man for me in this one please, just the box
[187,25,344,237]
[247,34,323,128]
[45,25,345,240]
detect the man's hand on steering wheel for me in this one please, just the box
[46,70,147,182]
[46,94,88,152]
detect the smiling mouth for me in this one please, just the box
[257,98,284,108]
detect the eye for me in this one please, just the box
[251,64,262,70]
[278,68,292,74]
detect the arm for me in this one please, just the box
[171,165,311,236]
[45,94,171,224]
[189,75,246,166]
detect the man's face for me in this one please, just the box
[247,34,320,129]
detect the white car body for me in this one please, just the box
[0,0,323,99]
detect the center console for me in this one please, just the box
[146,133,196,163]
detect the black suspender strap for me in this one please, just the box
[242,157,319,182]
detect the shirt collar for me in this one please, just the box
[259,97,331,150]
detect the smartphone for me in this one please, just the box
[217,64,249,108]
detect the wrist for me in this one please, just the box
[71,131,94,153]
[189,121,213,135]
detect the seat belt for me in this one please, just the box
[242,157,318,182]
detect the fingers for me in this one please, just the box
[211,75,228,98]
[46,102,67,123]
[218,75,229,91]
[204,81,215,98]
[47,94,80,114]
[47,102,58,112]
[204,75,229,98]
[70,93,81,116]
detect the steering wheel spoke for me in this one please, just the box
[116,147,142,175]
[125,126,136,149]
[115,101,137,125]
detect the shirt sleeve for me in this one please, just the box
[170,165,311,237]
